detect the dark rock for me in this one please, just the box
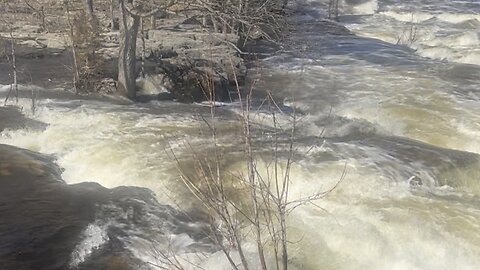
[0,107,47,132]
[0,144,218,270]
[95,78,118,95]
[181,16,203,25]
[147,49,178,60]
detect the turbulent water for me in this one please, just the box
[2,0,480,269]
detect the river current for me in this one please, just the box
[1,0,480,269]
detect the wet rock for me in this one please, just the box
[19,39,47,49]
[94,78,118,95]
[0,107,47,132]
[147,49,178,60]
[141,27,243,102]
[358,136,480,190]
[0,144,218,270]
[137,73,172,95]
[181,16,203,26]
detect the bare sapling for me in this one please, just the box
[64,0,80,94]
[328,0,340,21]
[140,16,146,79]
[110,0,118,31]
[168,56,344,269]
[23,0,47,31]
[396,14,418,46]
[1,4,19,105]
[190,0,290,43]
[85,0,95,23]
[29,71,38,114]
[5,31,18,105]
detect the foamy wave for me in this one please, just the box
[345,8,480,66]
[423,32,479,47]
[416,46,480,66]
[416,46,454,61]
[350,0,378,15]
[383,11,480,24]
[70,223,108,268]
[0,99,205,205]
[457,51,480,65]
[382,11,434,23]
[0,84,9,92]
[437,13,480,24]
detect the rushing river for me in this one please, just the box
[1,0,480,269]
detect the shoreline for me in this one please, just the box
[0,11,252,103]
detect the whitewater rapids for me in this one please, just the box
[2,0,480,269]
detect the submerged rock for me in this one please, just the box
[0,107,47,132]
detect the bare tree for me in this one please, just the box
[192,0,290,41]
[23,0,47,31]
[110,0,118,31]
[117,0,142,99]
[117,0,177,99]
[1,3,19,105]
[3,32,19,105]
[64,0,80,93]
[396,14,418,46]
[85,0,94,21]
[328,0,340,21]
[171,67,345,270]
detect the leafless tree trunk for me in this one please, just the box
[24,0,47,31]
[85,0,94,22]
[328,0,340,21]
[4,31,18,105]
[10,35,17,104]
[140,17,146,79]
[40,6,46,30]
[0,2,18,105]
[116,0,176,99]
[150,14,156,29]
[65,0,80,93]
[117,0,141,99]
[110,0,117,31]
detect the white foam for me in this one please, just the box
[0,99,202,205]
[0,84,10,92]
[287,198,480,270]
[457,51,480,65]
[425,32,480,47]
[214,155,480,270]
[437,13,480,24]
[69,223,108,268]
[280,153,480,268]
[350,0,379,15]
[382,11,480,24]
[415,46,454,61]
[345,7,480,66]
[382,11,435,23]
[2,2,480,268]
[415,46,480,66]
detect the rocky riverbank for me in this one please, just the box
[0,6,247,103]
